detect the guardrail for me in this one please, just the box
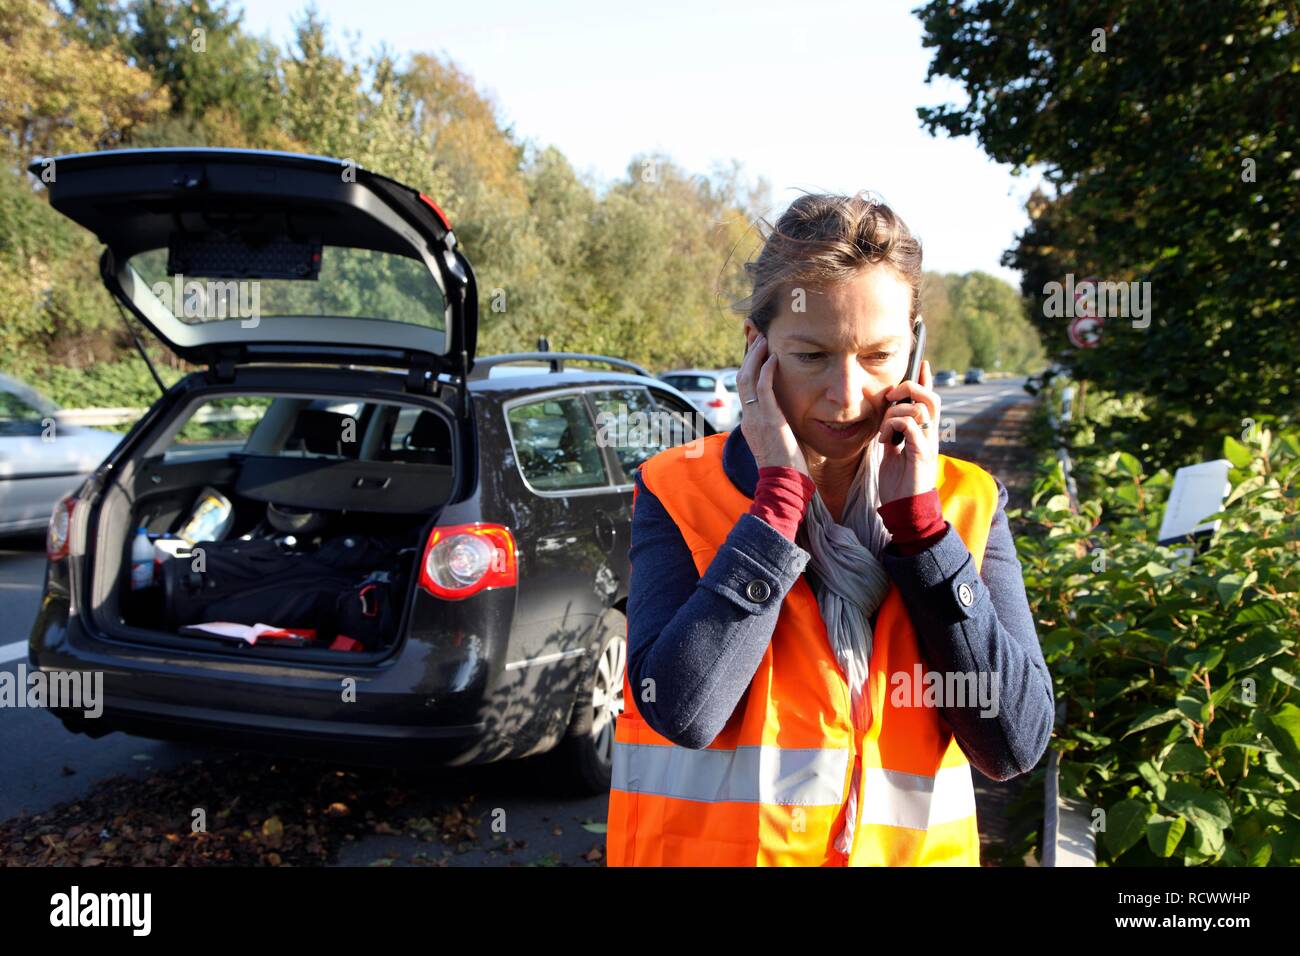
[56,406,266,428]
[1040,377,1097,866]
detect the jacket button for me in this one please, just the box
[745,579,772,603]
[957,582,974,607]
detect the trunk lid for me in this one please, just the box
[30,148,478,388]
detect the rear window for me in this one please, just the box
[128,246,447,332]
[662,375,715,392]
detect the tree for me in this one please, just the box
[918,271,1044,373]
[401,50,542,350]
[3,0,768,383]
[0,0,169,164]
[920,272,967,371]
[915,0,1299,469]
[123,0,284,145]
[58,0,129,50]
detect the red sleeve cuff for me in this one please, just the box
[877,488,946,556]
[748,466,816,541]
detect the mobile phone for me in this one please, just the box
[888,317,926,446]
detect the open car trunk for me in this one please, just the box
[30,148,481,662]
[85,387,458,662]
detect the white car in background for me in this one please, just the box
[0,373,122,535]
[659,368,743,431]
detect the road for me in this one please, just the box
[0,534,214,824]
[939,377,1042,506]
[0,376,1035,866]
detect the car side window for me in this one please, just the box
[388,407,422,451]
[507,395,608,492]
[378,404,451,464]
[0,388,49,437]
[279,400,367,460]
[162,397,274,459]
[590,387,682,479]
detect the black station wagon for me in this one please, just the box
[25,148,714,792]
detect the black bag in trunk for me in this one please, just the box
[159,536,404,648]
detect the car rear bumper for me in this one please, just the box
[46,696,487,767]
[27,587,514,767]
[701,405,737,430]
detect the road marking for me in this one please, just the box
[0,640,29,665]
[947,388,1024,409]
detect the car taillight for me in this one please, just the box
[419,523,517,600]
[707,398,726,408]
[47,495,77,561]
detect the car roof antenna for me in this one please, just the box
[112,297,167,396]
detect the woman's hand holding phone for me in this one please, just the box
[877,359,941,505]
[738,334,812,479]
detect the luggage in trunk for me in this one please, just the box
[156,535,406,650]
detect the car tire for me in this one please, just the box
[554,609,626,795]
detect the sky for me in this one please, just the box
[236,0,1042,287]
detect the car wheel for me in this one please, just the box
[555,610,626,794]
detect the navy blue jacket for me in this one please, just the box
[626,427,1054,782]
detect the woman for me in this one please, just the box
[605,192,1054,867]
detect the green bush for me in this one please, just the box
[7,360,187,423]
[1011,410,1300,865]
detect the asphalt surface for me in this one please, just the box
[0,376,1036,866]
[0,535,215,824]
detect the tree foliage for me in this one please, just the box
[0,0,169,162]
[923,271,1045,372]
[1,0,1044,398]
[916,0,1298,470]
[1009,375,1300,866]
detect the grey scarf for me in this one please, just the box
[794,432,894,858]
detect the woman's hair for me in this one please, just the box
[732,191,923,345]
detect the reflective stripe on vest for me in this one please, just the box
[860,764,977,830]
[612,742,974,829]
[613,743,849,806]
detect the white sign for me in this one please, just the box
[1157,459,1231,546]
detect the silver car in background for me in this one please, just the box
[0,373,122,535]
[659,368,743,431]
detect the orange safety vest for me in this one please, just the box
[606,431,999,866]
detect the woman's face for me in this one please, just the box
[744,266,914,464]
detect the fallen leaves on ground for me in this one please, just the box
[0,752,484,867]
